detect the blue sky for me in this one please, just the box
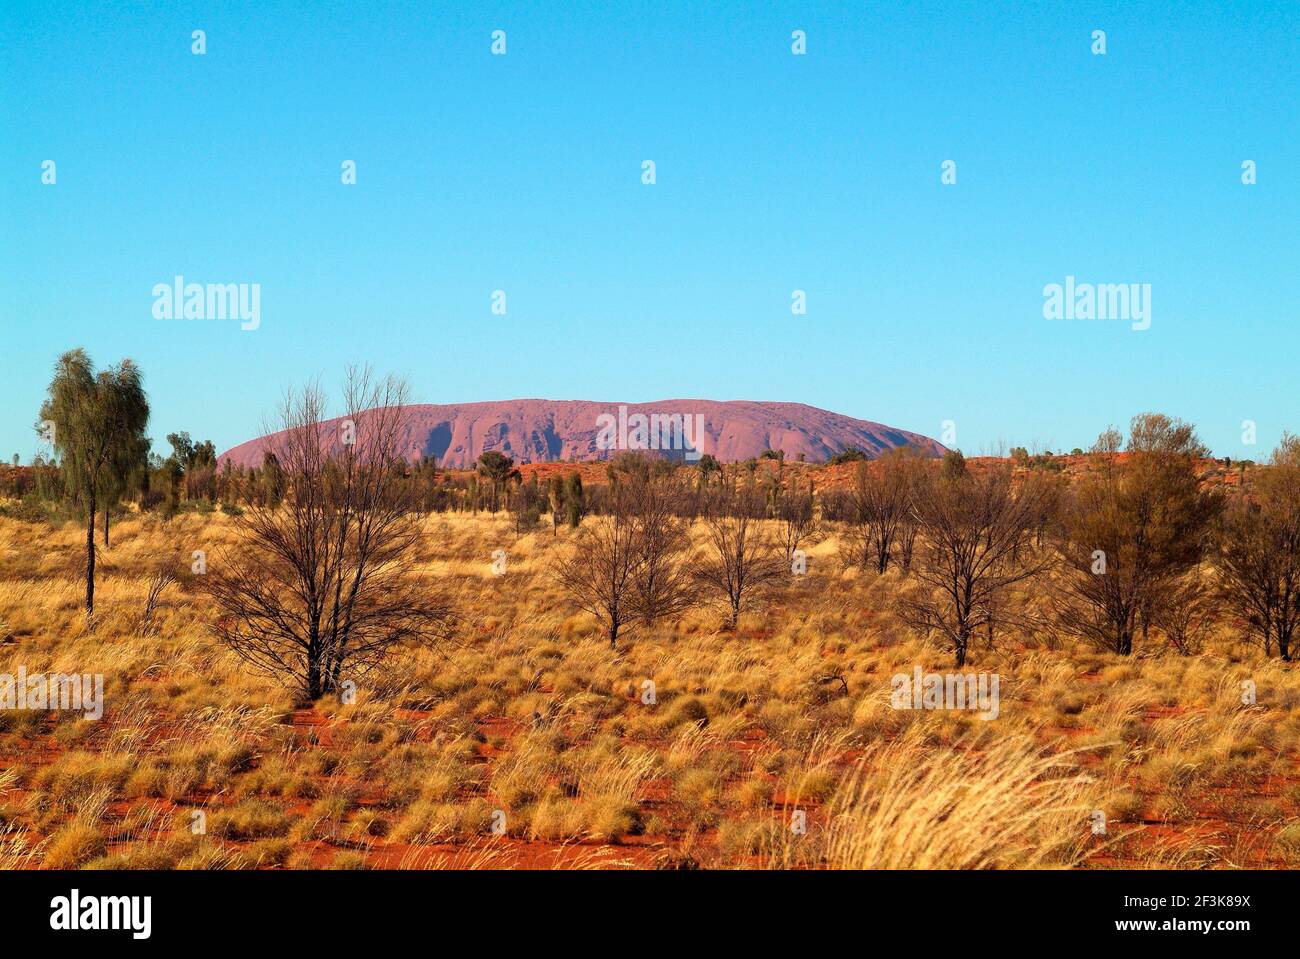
[2,0,1297,461]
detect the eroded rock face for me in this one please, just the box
[219,398,945,468]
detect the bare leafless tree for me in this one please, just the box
[893,459,925,575]
[1218,434,1300,660]
[552,486,642,648]
[202,368,452,701]
[627,475,697,626]
[137,565,177,636]
[817,488,854,524]
[1021,469,1065,551]
[1053,481,1148,657]
[694,487,785,630]
[853,457,910,573]
[902,464,1053,666]
[896,515,919,574]
[775,478,817,567]
[1151,566,1220,656]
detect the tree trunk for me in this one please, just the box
[306,632,323,700]
[1116,628,1132,656]
[103,507,110,547]
[608,623,618,649]
[307,659,322,700]
[326,653,343,694]
[85,501,97,621]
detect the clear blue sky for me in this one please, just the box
[2,0,1297,461]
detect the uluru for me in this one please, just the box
[219,399,945,468]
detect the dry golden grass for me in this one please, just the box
[1,507,1298,869]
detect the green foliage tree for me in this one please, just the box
[39,349,150,621]
[99,430,149,545]
[166,431,195,466]
[477,451,515,512]
[564,472,585,527]
[260,451,285,507]
[941,449,967,481]
[1057,414,1220,655]
[548,475,564,534]
[511,475,544,533]
[829,447,867,466]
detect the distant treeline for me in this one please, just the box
[12,349,1300,668]
[0,442,798,529]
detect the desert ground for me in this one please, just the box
[2,500,1298,870]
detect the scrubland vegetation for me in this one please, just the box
[4,356,1300,870]
[2,493,1299,870]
